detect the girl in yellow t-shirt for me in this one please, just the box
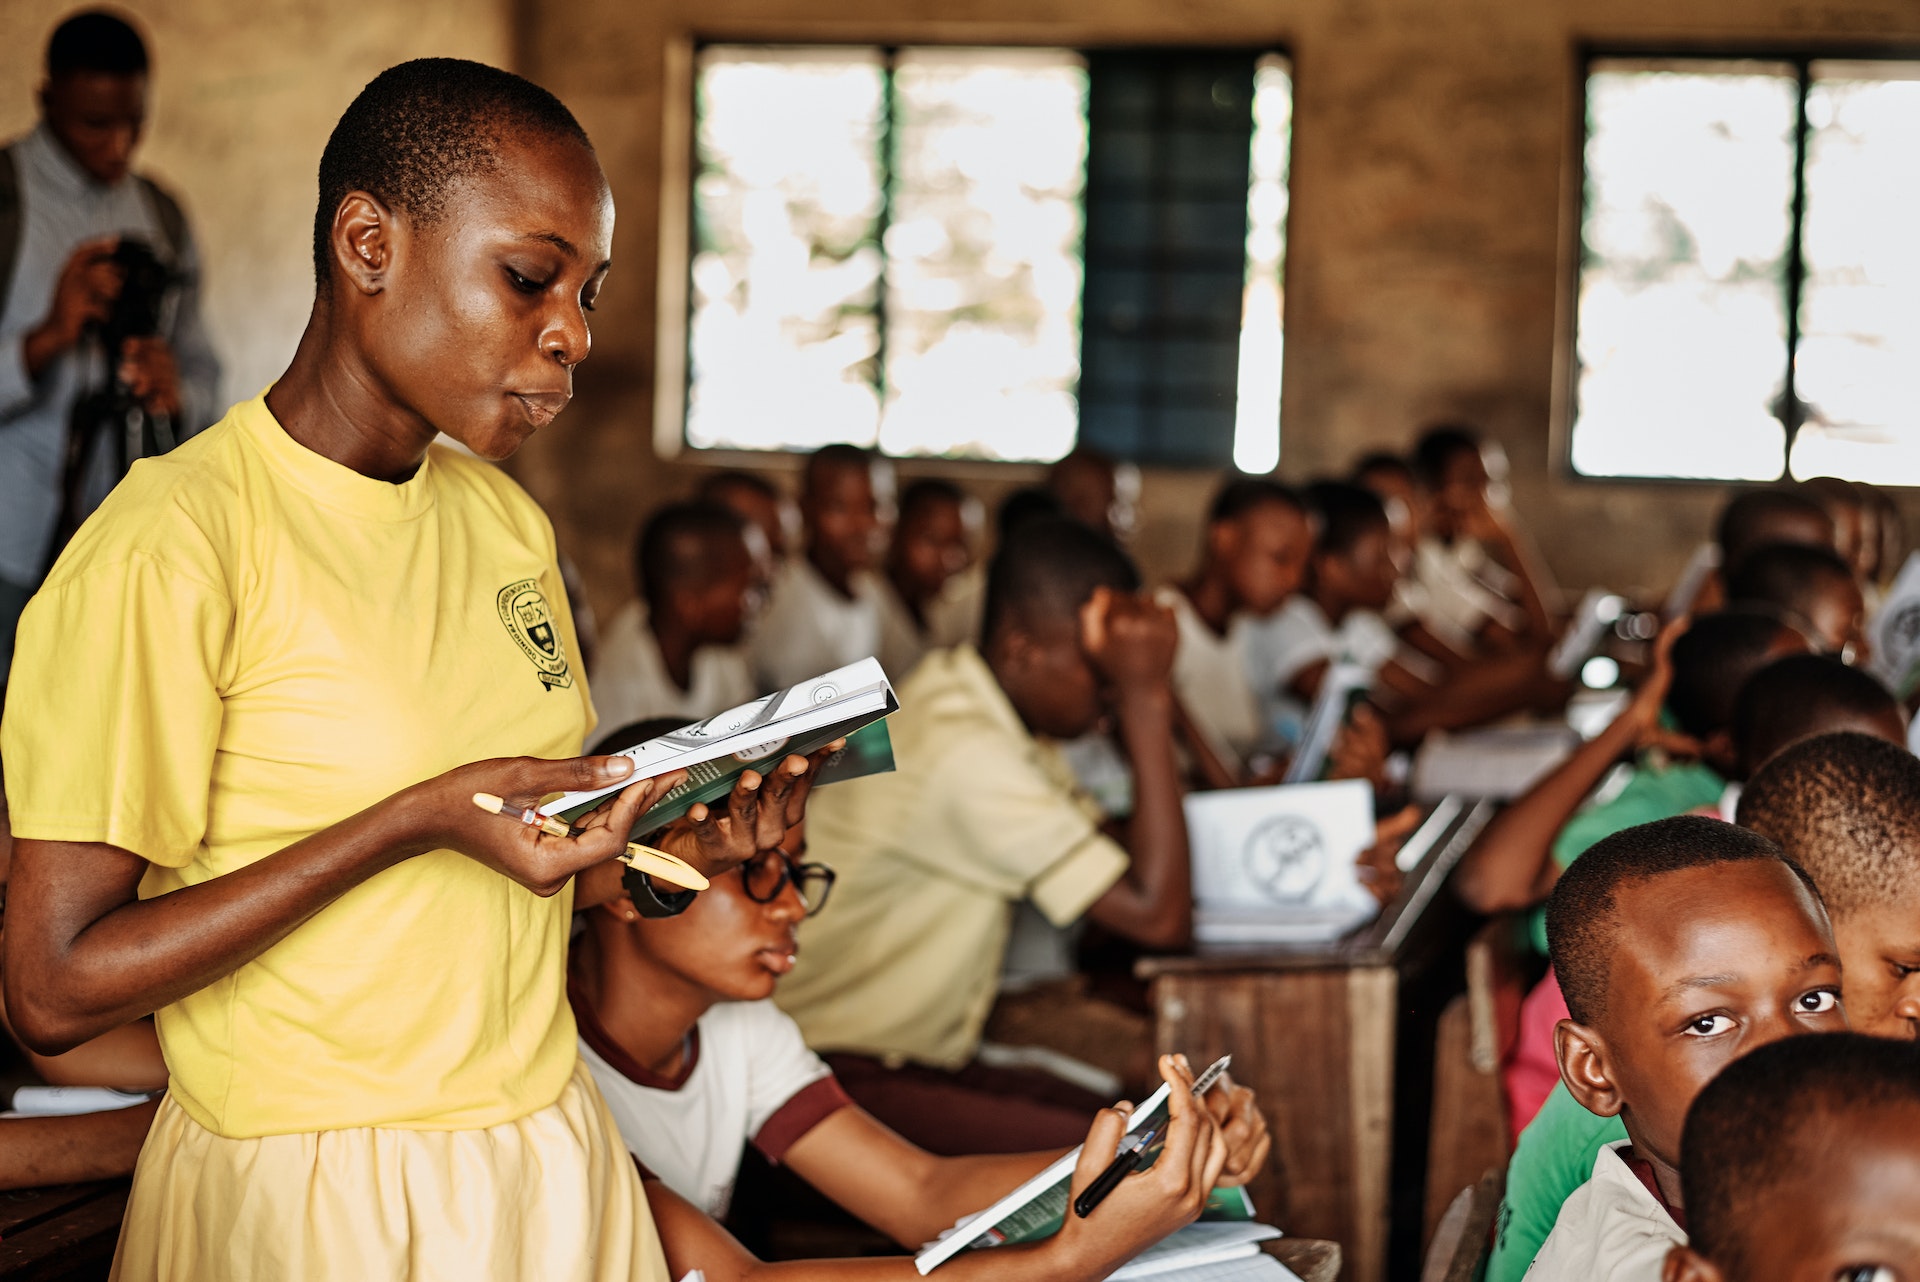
[0,60,823,1282]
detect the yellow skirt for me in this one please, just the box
[111,1059,669,1282]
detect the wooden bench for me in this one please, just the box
[0,1180,129,1281]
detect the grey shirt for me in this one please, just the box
[0,123,220,586]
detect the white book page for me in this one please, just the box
[539,657,893,815]
[1105,1223,1282,1278]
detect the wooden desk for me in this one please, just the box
[0,1180,128,1281]
[1139,800,1494,1282]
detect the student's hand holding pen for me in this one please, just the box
[422,755,691,897]
[646,741,843,880]
[1052,1055,1229,1278]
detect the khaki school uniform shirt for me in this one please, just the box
[775,645,1130,1069]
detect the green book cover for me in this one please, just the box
[557,718,894,837]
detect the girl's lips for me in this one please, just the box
[756,947,798,976]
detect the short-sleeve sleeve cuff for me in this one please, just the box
[1028,832,1129,928]
[0,332,35,417]
[750,1075,853,1164]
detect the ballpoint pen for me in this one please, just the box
[471,792,710,891]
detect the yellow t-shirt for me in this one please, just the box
[2,394,594,1139]
[775,644,1129,1069]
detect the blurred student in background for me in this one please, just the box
[877,478,980,682]
[591,502,763,728]
[1405,424,1557,654]
[750,445,891,691]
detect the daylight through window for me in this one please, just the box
[1570,56,1920,484]
[685,45,1293,466]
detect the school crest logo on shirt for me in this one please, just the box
[496,579,574,690]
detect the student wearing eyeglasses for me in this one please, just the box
[566,723,1272,1261]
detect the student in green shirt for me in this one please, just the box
[1481,637,1908,1282]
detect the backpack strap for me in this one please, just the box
[0,146,21,320]
[136,173,187,266]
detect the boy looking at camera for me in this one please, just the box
[1523,816,1847,1281]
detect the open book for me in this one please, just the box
[539,657,899,836]
[915,1056,1250,1274]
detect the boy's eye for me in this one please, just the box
[506,269,548,294]
[1838,1267,1895,1282]
[1798,989,1841,1014]
[1682,1014,1734,1037]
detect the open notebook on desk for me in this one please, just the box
[1185,780,1377,946]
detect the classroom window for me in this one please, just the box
[1569,56,1920,484]
[684,45,1292,468]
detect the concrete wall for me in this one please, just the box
[0,0,515,412]
[5,0,1918,628]
[520,0,1920,627]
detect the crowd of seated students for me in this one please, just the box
[11,406,1920,1281]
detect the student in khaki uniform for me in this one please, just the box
[0,60,825,1282]
[777,518,1191,1151]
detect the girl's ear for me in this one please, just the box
[330,191,396,296]
[1661,1244,1723,1282]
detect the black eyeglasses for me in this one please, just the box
[740,848,836,918]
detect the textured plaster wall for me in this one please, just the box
[519,0,1920,627]
[0,0,515,413]
[5,0,1920,629]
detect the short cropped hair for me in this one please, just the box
[898,477,966,527]
[1411,424,1482,488]
[634,502,748,614]
[1664,607,1798,740]
[1208,478,1304,525]
[1304,481,1390,558]
[1350,451,1413,487]
[314,58,590,284]
[802,443,874,494]
[1682,1033,1920,1278]
[1732,654,1899,776]
[982,517,1139,643]
[47,10,147,77]
[1725,541,1857,634]
[1737,731,1920,918]
[1715,489,1835,575]
[698,470,779,504]
[1546,816,1809,1027]
[997,487,1065,542]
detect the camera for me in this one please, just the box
[47,237,185,567]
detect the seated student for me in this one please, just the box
[563,744,1269,1240]
[1663,1033,1920,1282]
[1047,447,1138,547]
[702,470,794,565]
[1523,816,1846,1281]
[1713,487,1836,579]
[1738,731,1920,1039]
[1802,476,1868,580]
[0,791,163,1190]
[1730,653,1907,777]
[751,445,891,691]
[1724,540,1868,662]
[645,1055,1235,1282]
[877,478,980,681]
[1485,645,1907,1282]
[1458,608,1807,924]
[1406,424,1557,654]
[1159,479,1314,773]
[591,503,763,727]
[1248,481,1558,750]
[776,519,1192,1151]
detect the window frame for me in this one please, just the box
[1558,41,1920,489]
[657,37,1296,471]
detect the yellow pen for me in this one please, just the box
[470,793,710,891]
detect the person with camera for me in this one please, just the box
[0,9,219,702]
